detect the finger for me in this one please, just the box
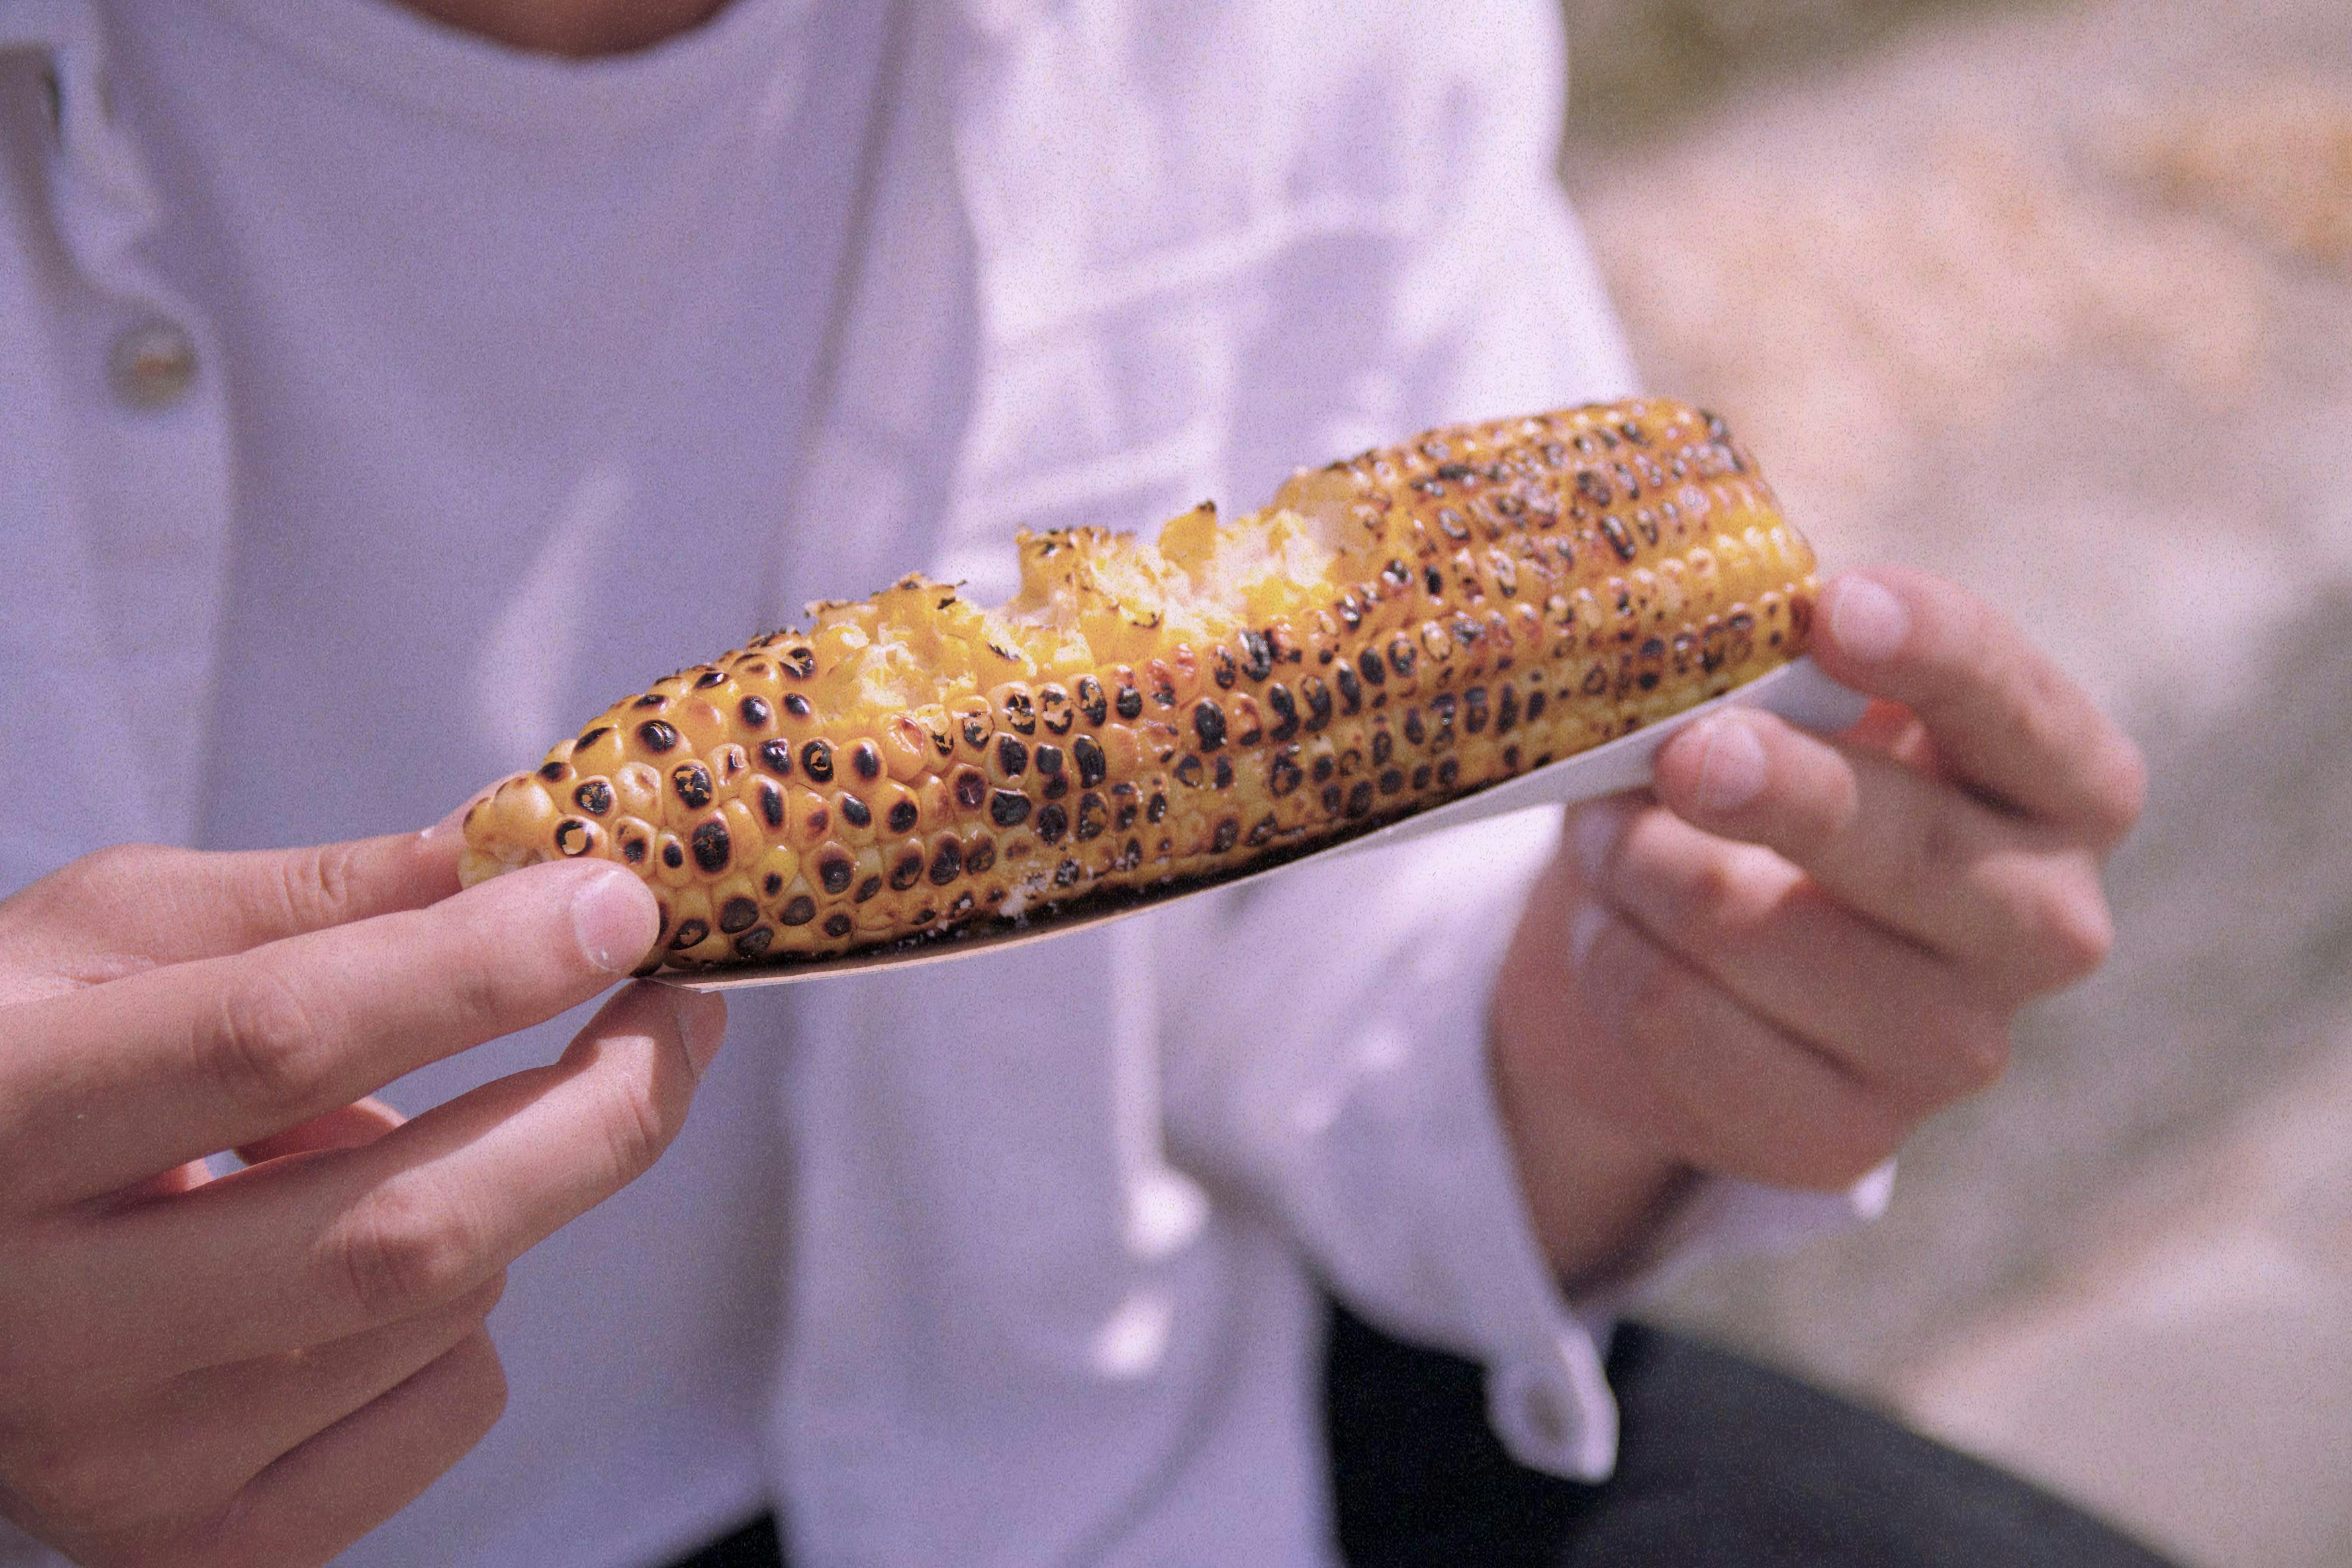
[1575,800,2010,1112]
[1569,902,1902,1191]
[0,808,471,988]
[9,1274,505,1541]
[234,1098,406,1167]
[59,984,722,1375]
[2,858,659,1210]
[203,1328,507,1568]
[1650,709,2116,995]
[1808,568,2146,846]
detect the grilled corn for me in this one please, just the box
[461,397,1817,971]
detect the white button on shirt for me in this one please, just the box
[0,4,1882,1566]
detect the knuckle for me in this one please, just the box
[207,968,337,1112]
[278,840,366,930]
[2087,736,2149,846]
[334,1183,481,1321]
[590,1074,680,1191]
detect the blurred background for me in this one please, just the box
[1550,0,2352,1562]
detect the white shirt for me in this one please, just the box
[0,3,1877,1563]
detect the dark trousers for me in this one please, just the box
[673,1306,2179,1568]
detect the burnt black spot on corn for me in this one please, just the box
[461,398,1815,970]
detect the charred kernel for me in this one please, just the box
[800,739,835,782]
[1405,709,1426,746]
[1036,802,1069,845]
[1437,757,1460,787]
[1388,637,1416,679]
[637,719,681,754]
[1245,815,1278,848]
[928,839,962,885]
[719,896,760,933]
[1147,791,1168,823]
[1525,689,1546,721]
[1378,768,1405,795]
[574,779,615,816]
[1116,838,1144,871]
[757,739,794,777]
[1599,514,1636,561]
[1311,755,1336,784]
[889,849,924,891]
[1412,763,1433,791]
[1496,685,1520,733]
[1269,752,1304,797]
[1334,664,1363,714]
[634,694,667,710]
[840,793,872,829]
[816,851,855,895]
[1115,682,1143,720]
[1267,685,1300,742]
[1076,793,1108,840]
[1321,783,1345,814]
[1465,688,1490,734]
[671,762,715,809]
[621,834,651,866]
[1357,650,1386,689]
[554,818,596,856]
[739,695,773,730]
[912,908,937,926]
[952,767,987,810]
[754,778,786,829]
[780,895,817,926]
[1043,773,1069,802]
[578,725,612,750]
[964,837,997,875]
[1503,744,1521,771]
[1345,781,1375,817]
[1073,735,1107,788]
[1192,700,1227,751]
[691,819,732,873]
[1576,470,1613,507]
[537,760,568,783]
[1175,754,1205,788]
[1239,629,1274,682]
[1211,647,1238,689]
[670,918,710,950]
[850,741,882,781]
[996,735,1029,778]
[855,875,882,902]
[1115,794,1140,829]
[961,710,993,749]
[1038,684,1074,735]
[1303,678,1335,730]
[1075,675,1108,726]
[819,915,851,940]
[782,692,814,718]
[1035,744,1064,777]
[1371,730,1393,765]
[999,686,1036,733]
[693,669,726,690]
[1212,817,1240,853]
[1053,858,1083,889]
[989,790,1033,828]
[1432,693,1458,737]
[661,839,686,870]
[1213,755,1234,789]
[887,799,919,833]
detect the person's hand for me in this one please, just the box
[1490,566,2145,1289]
[0,820,726,1567]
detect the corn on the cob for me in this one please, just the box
[460,397,1817,972]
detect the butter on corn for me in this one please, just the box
[461,398,1818,972]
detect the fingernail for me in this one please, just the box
[671,988,728,1078]
[1568,898,1611,969]
[1572,802,1629,884]
[1829,576,1909,663]
[571,866,656,974]
[419,796,477,844]
[1692,715,1768,813]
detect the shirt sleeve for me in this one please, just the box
[1158,806,1891,1481]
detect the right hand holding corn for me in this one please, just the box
[0,828,721,1568]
